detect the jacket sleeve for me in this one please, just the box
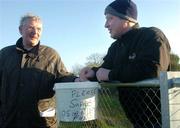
[54,53,77,83]
[0,49,3,106]
[108,28,171,82]
[88,43,117,82]
[38,50,77,99]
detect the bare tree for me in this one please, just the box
[85,53,104,67]
[71,53,105,75]
[71,64,84,76]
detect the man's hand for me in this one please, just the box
[96,68,110,81]
[79,67,95,81]
[74,77,86,82]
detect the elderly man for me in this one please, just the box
[0,13,80,128]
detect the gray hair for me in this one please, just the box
[19,13,42,27]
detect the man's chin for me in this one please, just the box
[110,35,117,39]
[29,42,39,47]
[31,40,39,45]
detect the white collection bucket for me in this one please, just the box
[53,81,100,122]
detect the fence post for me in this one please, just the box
[160,71,170,128]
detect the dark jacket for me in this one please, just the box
[101,25,170,82]
[93,25,171,127]
[0,38,76,128]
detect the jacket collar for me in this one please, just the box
[16,37,40,58]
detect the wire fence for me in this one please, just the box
[56,71,180,128]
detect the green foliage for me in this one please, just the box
[170,53,180,71]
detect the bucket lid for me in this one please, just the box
[53,81,101,90]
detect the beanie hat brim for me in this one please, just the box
[105,6,137,23]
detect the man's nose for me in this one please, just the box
[104,21,109,28]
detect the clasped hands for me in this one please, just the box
[75,67,110,82]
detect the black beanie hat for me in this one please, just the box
[105,0,137,23]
